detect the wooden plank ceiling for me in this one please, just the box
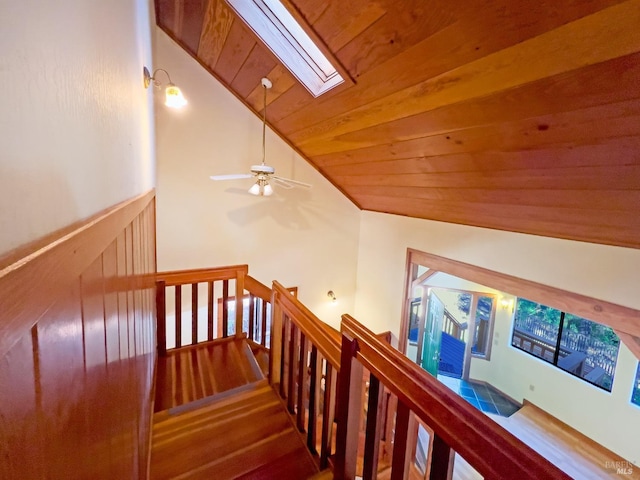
[156,0,640,249]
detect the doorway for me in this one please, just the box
[403,260,497,381]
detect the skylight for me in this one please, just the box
[226,0,344,97]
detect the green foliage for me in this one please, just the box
[563,313,619,347]
[632,364,640,407]
[515,298,561,326]
[456,293,493,320]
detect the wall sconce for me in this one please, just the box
[327,290,337,303]
[500,297,514,312]
[143,67,187,108]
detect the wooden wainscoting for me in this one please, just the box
[0,190,157,480]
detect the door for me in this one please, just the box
[421,291,444,377]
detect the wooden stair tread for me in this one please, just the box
[154,335,265,411]
[150,383,319,480]
[306,469,334,479]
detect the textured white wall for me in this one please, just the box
[154,30,360,326]
[0,0,155,256]
[354,211,640,463]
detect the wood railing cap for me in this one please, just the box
[340,313,571,480]
[156,265,249,285]
[273,281,341,369]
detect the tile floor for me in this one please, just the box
[438,375,521,417]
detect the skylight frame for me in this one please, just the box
[226,0,345,97]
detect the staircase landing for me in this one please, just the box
[154,335,264,411]
[150,381,320,480]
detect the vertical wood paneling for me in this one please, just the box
[37,282,86,478]
[0,193,156,480]
[0,334,40,479]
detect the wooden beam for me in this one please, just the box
[412,269,439,290]
[406,249,640,338]
[616,331,640,361]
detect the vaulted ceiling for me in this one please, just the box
[155,0,640,249]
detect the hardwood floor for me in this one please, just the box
[150,381,319,480]
[489,403,639,479]
[154,335,264,411]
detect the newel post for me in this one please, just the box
[334,333,363,480]
[156,280,166,356]
[269,288,283,387]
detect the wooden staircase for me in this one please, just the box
[150,337,325,480]
[154,335,265,411]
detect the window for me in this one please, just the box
[454,293,496,358]
[632,363,640,407]
[226,0,345,96]
[511,298,620,391]
[471,295,495,358]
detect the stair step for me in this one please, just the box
[307,469,333,479]
[152,378,269,425]
[150,382,319,480]
[154,335,265,411]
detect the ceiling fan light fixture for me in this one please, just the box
[248,178,273,196]
[248,182,262,196]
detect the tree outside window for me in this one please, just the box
[511,298,620,391]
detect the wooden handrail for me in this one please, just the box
[273,281,341,369]
[156,265,248,286]
[339,314,572,480]
[244,275,271,302]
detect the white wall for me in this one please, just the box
[354,211,640,463]
[0,0,156,256]
[154,30,360,326]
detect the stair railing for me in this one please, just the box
[156,265,273,354]
[270,280,342,469]
[334,314,572,480]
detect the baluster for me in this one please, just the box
[297,333,309,431]
[156,280,166,355]
[362,374,384,480]
[222,279,229,337]
[429,433,454,480]
[390,402,411,480]
[261,300,268,347]
[279,315,288,399]
[321,362,336,470]
[287,322,299,414]
[307,346,319,453]
[175,285,182,348]
[269,291,283,388]
[207,281,214,341]
[248,293,255,341]
[235,271,245,336]
[191,282,198,345]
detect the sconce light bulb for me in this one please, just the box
[165,85,187,108]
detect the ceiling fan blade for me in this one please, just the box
[272,175,312,189]
[271,177,294,189]
[210,173,253,181]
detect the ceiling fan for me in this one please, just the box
[210,77,312,196]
